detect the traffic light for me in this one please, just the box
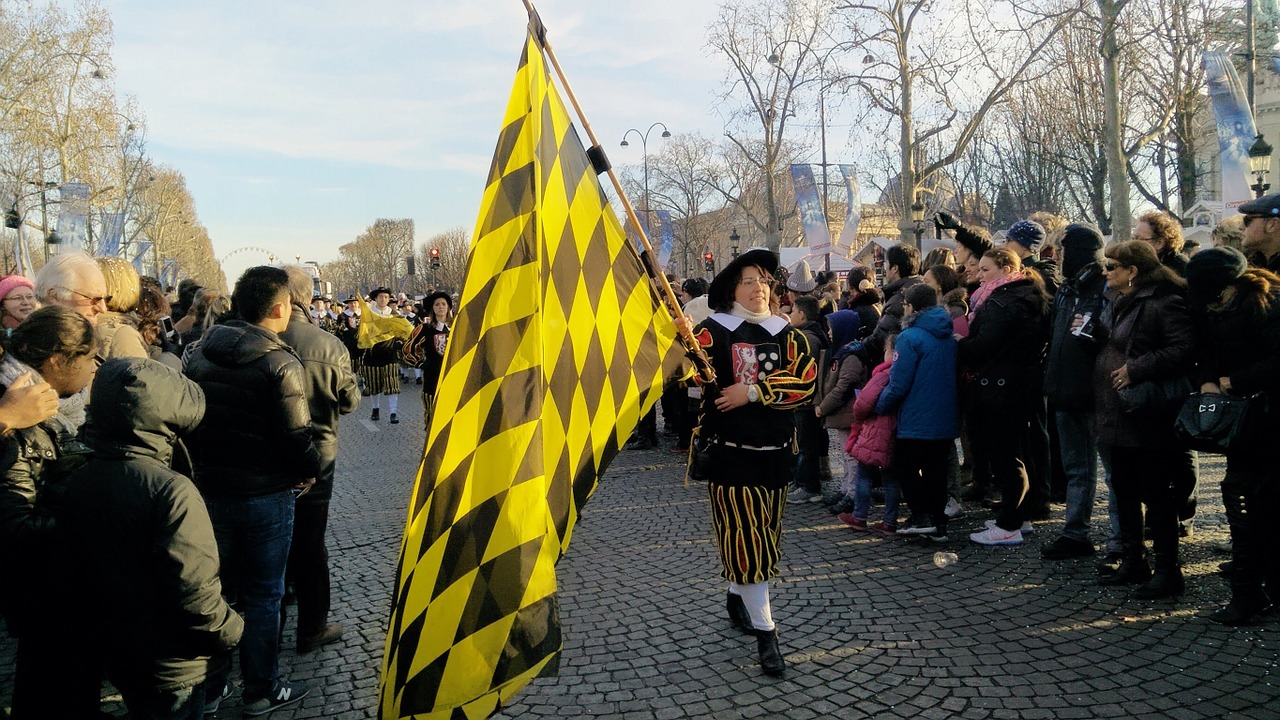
[405,255,416,275]
[430,247,441,269]
[703,251,714,273]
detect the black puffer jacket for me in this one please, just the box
[62,358,243,690]
[183,321,320,496]
[868,274,923,356]
[279,306,360,503]
[1043,263,1107,412]
[958,278,1049,414]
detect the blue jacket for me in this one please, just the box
[875,306,959,440]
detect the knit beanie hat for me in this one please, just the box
[1186,246,1248,307]
[786,259,817,293]
[1006,220,1047,252]
[1060,223,1105,278]
[0,275,34,303]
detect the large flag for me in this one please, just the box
[1204,51,1257,215]
[356,295,414,348]
[379,32,684,720]
[790,164,832,255]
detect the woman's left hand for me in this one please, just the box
[714,383,751,412]
[1111,364,1131,390]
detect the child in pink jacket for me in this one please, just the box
[839,335,902,533]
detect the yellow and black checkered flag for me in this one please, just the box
[379,33,683,720]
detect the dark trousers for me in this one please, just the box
[969,412,1030,531]
[660,383,686,439]
[794,409,827,493]
[11,623,99,719]
[287,498,332,639]
[1222,461,1280,601]
[116,677,206,720]
[1109,445,1183,569]
[1023,397,1052,513]
[636,407,657,443]
[892,438,951,530]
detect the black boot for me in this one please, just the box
[754,628,786,677]
[1132,565,1184,599]
[371,408,380,422]
[1208,590,1272,626]
[725,592,752,633]
[1098,554,1151,586]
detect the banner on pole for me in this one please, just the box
[131,241,152,275]
[1204,51,1257,215]
[99,211,125,257]
[626,209,674,270]
[790,164,831,255]
[835,165,861,256]
[58,182,90,251]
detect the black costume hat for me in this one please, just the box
[708,247,779,312]
[368,287,393,300]
[424,290,453,311]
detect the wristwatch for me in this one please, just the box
[747,385,760,403]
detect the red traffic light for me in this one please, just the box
[430,247,440,259]
[703,252,713,262]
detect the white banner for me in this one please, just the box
[1204,51,1257,215]
[789,164,831,255]
[835,165,861,256]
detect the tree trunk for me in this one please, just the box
[1100,0,1129,240]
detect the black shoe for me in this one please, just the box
[1024,504,1052,521]
[389,413,399,424]
[1098,557,1151,586]
[1208,595,1273,626]
[1041,536,1096,560]
[626,436,657,450]
[1219,560,1236,578]
[371,408,380,422]
[726,592,752,634]
[895,516,937,535]
[1132,570,1185,600]
[828,497,854,515]
[243,682,310,717]
[754,628,786,677]
[1096,551,1125,576]
[415,377,423,385]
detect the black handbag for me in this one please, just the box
[687,433,714,482]
[1117,376,1193,416]
[1174,392,1266,454]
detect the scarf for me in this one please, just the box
[731,301,774,324]
[968,271,1023,320]
[0,354,85,442]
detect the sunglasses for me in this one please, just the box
[1243,214,1270,227]
[1104,262,1122,271]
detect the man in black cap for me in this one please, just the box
[1004,219,1061,297]
[1238,192,1280,272]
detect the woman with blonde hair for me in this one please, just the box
[94,256,148,359]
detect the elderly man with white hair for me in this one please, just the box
[34,252,109,327]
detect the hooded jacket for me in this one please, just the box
[875,305,959,440]
[1043,263,1107,412]
[279,305,360,502]
[848,360,896,468]
[62,358,243,690]
[183,320,320,496]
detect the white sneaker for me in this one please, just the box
[970,526,1023,546]
[944,496,965,519]
[985,519,1033,534]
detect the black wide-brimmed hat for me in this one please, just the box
[368,287,392,300]
[708,247,779,311]
[424,290,453,310]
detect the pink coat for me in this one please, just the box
[844,361,897,469]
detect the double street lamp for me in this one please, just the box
[620,123,672,233]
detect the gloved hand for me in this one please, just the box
[933,210,962,230]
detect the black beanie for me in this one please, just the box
[1060,223,1105,279]
[1186,246,1248,307]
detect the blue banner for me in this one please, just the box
[1204,51,1257,215]
[57,182,90,251]
[131,241,152,275]
[790,164,831,255]
[98,211,125,257]
[835,165,861,256]
[160,259,179,289]
[626,209,674,271]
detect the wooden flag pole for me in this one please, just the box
[523,0,716,386]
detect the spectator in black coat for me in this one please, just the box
[868,243,923,358]
[63,358,243,718]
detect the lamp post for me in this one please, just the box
[1249,134,1273,198]
[911,198,927,245]
[619,122,671,236]
[769,41,854,272]
[730,227,740,258]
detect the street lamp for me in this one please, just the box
[620,123,672,242]
[730,227,740,258]
[1249,134,1273,198]
[769,41,844,272]
[911,198,927,245]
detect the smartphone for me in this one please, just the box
[159,315,175,339]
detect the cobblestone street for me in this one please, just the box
[1,389,1278,718]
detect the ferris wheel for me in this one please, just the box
[219,246,280,266]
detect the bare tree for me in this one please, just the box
[416,227,470,294]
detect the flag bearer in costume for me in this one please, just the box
[683,247,817,678]
[399,291,452,432]
[361,288,401,424]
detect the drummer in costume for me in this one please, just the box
[683,247,816,678]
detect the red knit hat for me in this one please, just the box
[0,275,34,302]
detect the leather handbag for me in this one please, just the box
[1117,375,1193,416]
[1174,392,1266,454]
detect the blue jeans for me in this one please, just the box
[205,491,295,701]
[852,462,901,526]
[1055,410,1097,543]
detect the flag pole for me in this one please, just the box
[522,1,715,386]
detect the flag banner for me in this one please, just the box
[98,211,125,257]
[160,259,179,290]
[835,165,861,256]
[1204,51,1257,215]
[378,32,683,720]
[790,164,831,255]
[57,182,90,251]
[15,225,33,280]
[356,295,414,348]
[625,209,674,270]
[130,241,152,275]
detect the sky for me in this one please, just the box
[109,0,744,285]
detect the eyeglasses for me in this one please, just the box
[737,276,773,288]
[57,287,111,307]
[3,294,35,303]
[1104,262,1122,271]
